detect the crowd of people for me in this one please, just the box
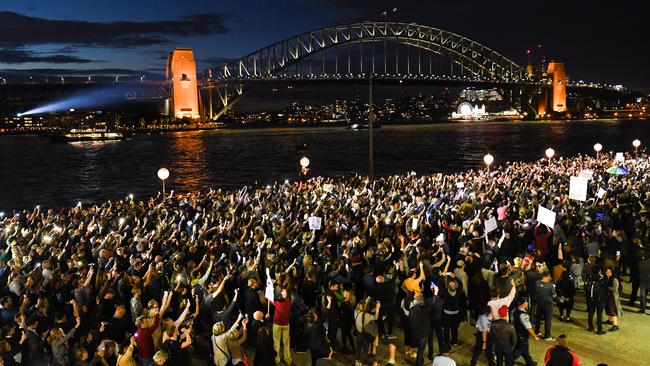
[1,151,649,366]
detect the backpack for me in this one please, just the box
[359,313,378,342]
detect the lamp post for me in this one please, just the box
[483,153,494,171]
[593,143,603,158]
[545,148,555,160]
[157,168,170,195]
[299,156,310,178]
[633,139,641,156]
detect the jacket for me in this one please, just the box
[490,319,516,351]
[408,303,432,341]
[544,345,581,366]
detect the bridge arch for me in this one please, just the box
[215,22,527,82]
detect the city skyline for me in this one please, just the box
[0,1,648,90]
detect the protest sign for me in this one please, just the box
[308,216,322,230]
[569,176,588,201]
[536,206,557,228]
[485,217,498,233]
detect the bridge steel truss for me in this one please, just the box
[214,22,528,83]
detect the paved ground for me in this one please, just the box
[192,278,649,366]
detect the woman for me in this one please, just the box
[339,289,356,354]
[557,271,576,322]
[48,316,81,366]
[605,267,622,331]
[211,314,245,366]
[305,309,328,366]
[354,298,379,366]
[227,322,248,366]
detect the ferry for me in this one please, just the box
[50,127,126,142]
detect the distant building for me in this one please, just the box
[546,61,567,112]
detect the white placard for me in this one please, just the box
[536,206,557,228]
[597,188,607,199]
[578,169,594,180]
[308,216,322,230]
[456,182,465,189]
[323,184,334,193]
[484,217,498,233]
[411,218,419,231]
[615,152,625,163]
[265,268,274,301]
[569,176,588,201]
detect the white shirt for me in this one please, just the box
[433,355,457,366]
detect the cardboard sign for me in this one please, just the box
[323,184,334,193]
[536,206,557,228]
[578,169,594,180]
[308,216,322,230]
[615,152,625,163]
[456,182,465,189]
[569,176,588,201]
[597,188,607,199]
[265,268,274,301]
[484,217,498,233]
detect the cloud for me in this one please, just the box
[0,11,230,48]
[0,49,96,64]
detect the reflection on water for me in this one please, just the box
[0,119,648,210]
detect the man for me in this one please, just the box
[269,288,292,365]
[639,250,650,314]
[402,261,426,299]
[408,296,432,366]
[371,274,397,339]
[491,305,516,366]
[433,347,457,366]
[544,335,581,366]
[470,306,494,366]
[534,271,556,341]
[325,281,342,348]
[488,279,516,321]
[585,266,607,334]
[134,309,160,366]
[513,297,539,366]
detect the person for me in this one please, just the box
[512,297,539,366]
[268,288,293,365]
[639,250,650,313]
[544,334,581,366]
[534,271,556,341]
[488,279,516,321]
[371,274,397,340]
[556,271,576,322]
[604,267,621,331]
[355,299,379,366]
[469,306,494,366]
[432,347,457,366]
[402,262,426,299]
[325,281,342,349]
[340,288,356,353]
[440,272,464,348]
[211,314,245,366]
[586,266,607,335]
[306,309,329,366]
[408,295,432,366]
[48,316,81,365]
[491,305,516,366]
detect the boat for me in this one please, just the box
[49,127,126,142]
[350,122,381,130]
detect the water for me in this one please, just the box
[1,119,648,210]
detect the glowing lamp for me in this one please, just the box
[300,157,310,168]
[633,139,641,148]
[593,143,602,152]
[545,148,555,159]
[157,168,170,180]
[483,153,494,167]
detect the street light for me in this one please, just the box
[483,153,494,171]
[594,143,603,158]
[633,139,641,155]
[157,168,170,195]
[545,148,555,160]
[299,156,310,177]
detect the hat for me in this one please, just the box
[498,305,509,318]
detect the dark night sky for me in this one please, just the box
[0,1,648,90]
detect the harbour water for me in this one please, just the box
[1,119,648,210]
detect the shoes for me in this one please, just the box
[604,320,613,325]
[427,355,434,361]
[559,316,565,321]
[565,317,572,322]
[544,337,556,342]
[386,334,397,340]
[638,309,646,314]
[596,330,606,335]
[587,327,594,332]
[609,326,620,331]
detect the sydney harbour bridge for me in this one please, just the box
[0,21,623,118]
